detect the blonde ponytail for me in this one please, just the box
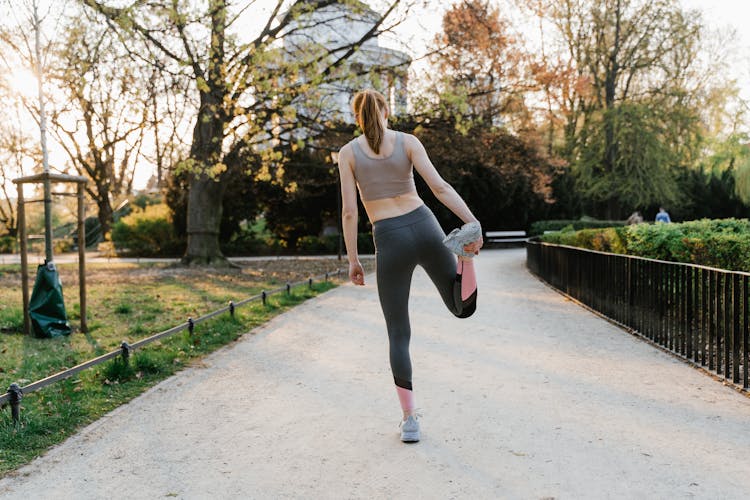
[352,90,388,154]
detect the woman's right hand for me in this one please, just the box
[349,261,365,286]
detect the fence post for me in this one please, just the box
[188,317,194,336]
[286,283,291,295]
[733,273,741,384]
[8,383,22,424]
[120,341,132,365]
[261,291,267,306]
[744,275,749,389]
[229,301,235,317]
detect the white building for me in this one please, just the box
[281,0,411,125]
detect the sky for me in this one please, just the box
[682,0,750,37]
[681,0,750,99]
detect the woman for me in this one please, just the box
[337,89,483,443]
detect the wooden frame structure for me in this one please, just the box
[13,173,88,334]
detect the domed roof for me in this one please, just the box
[290,0,379,20]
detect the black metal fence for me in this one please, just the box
[526,240,749,392]
[0,269,344,423]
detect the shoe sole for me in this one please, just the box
[401,431,420,442]
[443,224,482,257]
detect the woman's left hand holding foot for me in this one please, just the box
[463,236,483,256]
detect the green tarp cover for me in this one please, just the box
[29,261,72,338]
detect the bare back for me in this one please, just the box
[344,130,423,223]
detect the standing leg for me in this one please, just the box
[374,228,419,419]
[377,264,415,397]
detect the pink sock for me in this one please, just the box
[396,386,415,411]
[457,259,477,301]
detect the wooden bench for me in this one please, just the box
[484,230,528,245]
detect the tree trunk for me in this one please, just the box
[183,174,228,265]
[606,198,621,220]
[96,191,113,240]
[182,86,231,265]
[603,0,621,175]
[182,0,230,266]
[182,86,228,265]
[0,201,16,237]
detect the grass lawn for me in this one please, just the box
[0,258,368,476]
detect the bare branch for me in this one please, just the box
[80,0,192,70]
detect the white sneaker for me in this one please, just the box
[399,415,420,443]
[443,221,482,257]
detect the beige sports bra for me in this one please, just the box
[350,132,416,202]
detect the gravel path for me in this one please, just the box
[1,248,749,499]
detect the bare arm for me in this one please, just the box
[337,145,365,285]
[407,134,478,224]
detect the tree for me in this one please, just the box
[164,148,260,249]
[400,116,559,230]
[423,0,529,130]
[679,164,747,220]
[245,115,560,239]
[47,11,152,239]
[256,124,356,248]
[0,80,40,237]
[81,0,409,265]
[576,103,682,211]
[0,0,69,260]
[537,0,712,217]
[143,66,192,190]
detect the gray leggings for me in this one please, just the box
[372,204,477,390]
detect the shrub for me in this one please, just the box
[222,229,375,256]
[221,229,287,256]
[593,227,628,254]
[681,233,750,271]
[53,238,75,254]
[131,192,162,210]
[111,204,185,257]
[0,235,15,253]
[296,235,339,255]
[542,218,750,271]
[529,218,626,236]
[542,226,627,254]
[624,223,687,261]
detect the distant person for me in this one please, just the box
[626,211,643,225]
[337,89,483,443]
[655,207,671,223]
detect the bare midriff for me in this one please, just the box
[363,191,424,223]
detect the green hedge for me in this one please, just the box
[541,218,750,272]
[542,226,629,254]
[529,218,627,236]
